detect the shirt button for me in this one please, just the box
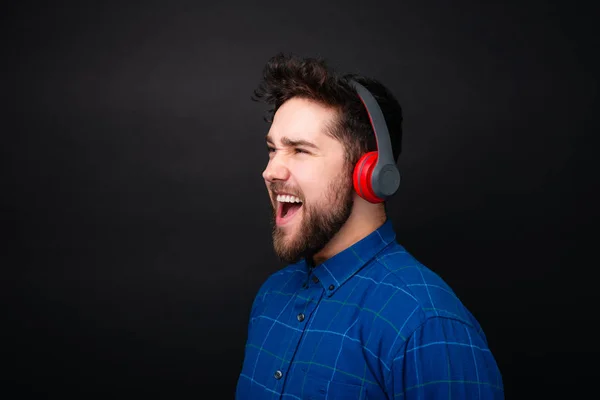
[274,370,283,380]
[312,275,319,283]
[297,313,305,322]
[329,284,335,291]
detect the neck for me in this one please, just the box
[311,198,387,265]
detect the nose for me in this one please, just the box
[262,155,290,183]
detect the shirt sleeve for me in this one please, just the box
[389,316,504,399]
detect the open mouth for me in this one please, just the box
[276,194,303,225]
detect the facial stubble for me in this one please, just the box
[270,166,354,265]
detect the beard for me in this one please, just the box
[269,166,354,265]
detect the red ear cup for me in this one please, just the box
[353,151,384,203]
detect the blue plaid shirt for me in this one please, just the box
[236,220,504,399]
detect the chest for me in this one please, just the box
[244,285,392,399]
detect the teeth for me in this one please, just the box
[277,194,302,203]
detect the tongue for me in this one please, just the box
[284,203,302,218]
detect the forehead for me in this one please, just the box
[267,97,339,144]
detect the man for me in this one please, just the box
[236,53,504,399]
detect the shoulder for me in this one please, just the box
[367,241,478,326]
[356,241,487,353]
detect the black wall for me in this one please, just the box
[3,0,598,398]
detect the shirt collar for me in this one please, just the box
[307,219,396,297]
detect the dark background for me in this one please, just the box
[2,0,598,398]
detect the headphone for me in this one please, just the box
[349,80,401,203]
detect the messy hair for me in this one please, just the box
[252,52,403,167]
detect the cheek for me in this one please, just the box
[298,166,346,204]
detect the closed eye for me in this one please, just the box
[267,146,309,155]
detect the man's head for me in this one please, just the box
[255,53,403,264]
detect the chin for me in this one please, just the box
[273,222,305,262]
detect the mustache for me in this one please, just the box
[268,182,303,199]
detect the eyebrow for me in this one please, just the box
[265,135,319,150]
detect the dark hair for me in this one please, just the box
[252,53,403,167]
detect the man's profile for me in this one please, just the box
[236,53,504,399]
